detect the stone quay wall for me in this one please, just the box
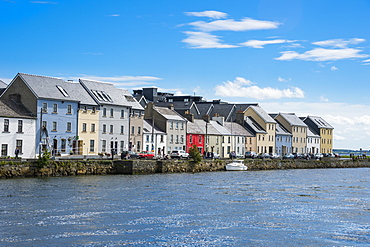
[1,158,370,178]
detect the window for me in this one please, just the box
[138,127,141,134]
[53,103,58,113]
[83,106,87,113]
[102,124,106,134]
[190,135,193,143]
[120,125,124,134]
[131,126,135,134]
[90,140,95,152]
[160,135,164,143]
[17,120,23,133]
[137,141,141,152]
[42,121,47,129]
[121,110,125,118]
[102,140,106,152]
[146,135,150,142]
[110,108,114,117]
[91,123,95,132]
[67,105,72,114]
[170,135,173,143]
[16,140,22,154]
[176,135,179,143]
[176,122,179,129]
[3,119,9,132]
[170,122,173,129]
[103,108,107,117]
[82,123,87,132]
[52,122,57,131]
[181,123,184,130]
[67,122,72,132]
[56,85,69,97]
[42,103,47,112]
[120,141,124,152]
[198,135,202,143]
[1,144,7,156]
[61,139,66,152]
[109,125,113,134]
[181,135,184,144]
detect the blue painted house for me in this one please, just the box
[1,73,95,156]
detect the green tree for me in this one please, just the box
[189,144,202,163]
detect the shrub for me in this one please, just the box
[189,145,202,163]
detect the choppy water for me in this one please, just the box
[1,168,370,246]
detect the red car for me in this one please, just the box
[138,151,155,159]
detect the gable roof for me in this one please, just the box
[117,88,144,111]
[13,73,97,105]
[244,116,267,134]
[154,105,187,121]
[302,115,334,129]
[278,112,307,127]
[307,127,320,137]
[224,122,253,137]
[275,121,292,136]
[0,80,7,89]
[143,119,166,134]
[248,105,276,123]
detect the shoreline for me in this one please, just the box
[1,158,370,179]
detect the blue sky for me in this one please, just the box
[1,0,370,150]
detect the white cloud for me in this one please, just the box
[312,38,365,48]
[214,77,304,100]
[275,48,368,61]
[108,14,120,17]
[278,76,291,82]
[240,39,296,48]
[0,78,11,84]
[320,95,329,102]
[185,11,228,19]
[330,66,338,71]
[189,17,280,32]
[182,31,238,49]
[30,1,57,3]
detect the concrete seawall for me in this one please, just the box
[1,158,370,178]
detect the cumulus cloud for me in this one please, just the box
[240,39,296,48]
[189,17,280,32]
[182,31,238,49]
[312,38,365,48]
[108,14,120,17]
[185,11,228,19]
[275,48,368,61]
[214,77,304,100]
[320,95,329,102]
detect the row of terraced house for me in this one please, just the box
[0,73,333,159]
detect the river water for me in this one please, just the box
[1,168,370,246]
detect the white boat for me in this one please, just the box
[225,160,248,171]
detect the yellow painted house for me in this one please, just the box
[77,105,100,155]
[302,116,334,153]
[240,105,276,154]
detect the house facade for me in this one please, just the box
[142,119,166,156]
[0,100,36,158]
[302,116,333,153]
[144,103,187,154]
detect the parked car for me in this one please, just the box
[138,151,155,159]
[269,153,280,159]
[212,152,220,159]
[127,151,140,159]
[170,150,189,159]
[283,153,294,159]
[245,151,258,159]
[258,153,271,159]
[314,153,323,159]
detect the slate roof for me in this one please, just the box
[302,116,334,129]
[275,121,292,136]
[117,88,144,111]
[0,80,7,88]
[0,99,35,119]
[155,101,200,117]
[307,127,320,137]
[14,73,97,105]
[154,105,187,121]
[209,120,230,135]
[249,105,276,123]
[143,119,166,134]
[278,112,307,127]
[79,79,133,107]
[244,116,267,134]
[224,122,253,137]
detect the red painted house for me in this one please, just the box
[184,114,206,154]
